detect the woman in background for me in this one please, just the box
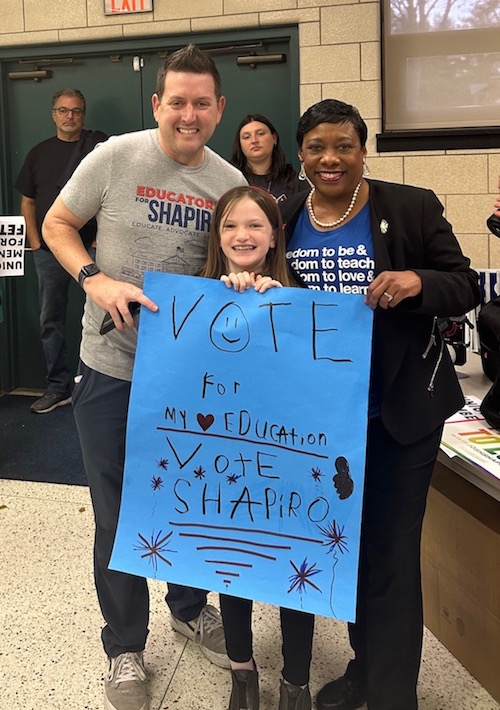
[231,113,309,204]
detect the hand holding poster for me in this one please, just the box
[110,272,373,621]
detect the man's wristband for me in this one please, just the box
[78,263,101,287]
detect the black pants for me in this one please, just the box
[345,417,443,710]
[220,595,314,686]
[73,361,209,658]
[33,248,72,395]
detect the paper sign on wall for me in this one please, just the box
[0,217,26,277]
[110,272,373,621]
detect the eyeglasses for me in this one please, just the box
[52,107,84,116]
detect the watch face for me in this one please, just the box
[78,263,100,286]
[83,264,100,277]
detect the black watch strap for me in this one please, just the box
[78,263,101,287]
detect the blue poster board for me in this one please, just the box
[110,272,373,621]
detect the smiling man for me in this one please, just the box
[43,45,246,710]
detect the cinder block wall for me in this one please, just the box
[2,0,499,268]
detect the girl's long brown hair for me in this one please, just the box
[200,186,297,287]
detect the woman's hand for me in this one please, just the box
[221,272,283,293]
[365,270,422,310]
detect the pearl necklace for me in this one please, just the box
[307,180,363,229]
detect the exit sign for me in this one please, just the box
[104,0,153,13]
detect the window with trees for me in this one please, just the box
[379,0,500,151]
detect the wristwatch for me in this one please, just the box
[78,263,101,287]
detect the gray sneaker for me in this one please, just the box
[30,392,72,414]
[170,603,230,669]
[104,651,148,710]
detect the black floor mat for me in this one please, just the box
[0,395,87,485]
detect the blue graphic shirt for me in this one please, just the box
[286,202,374,294]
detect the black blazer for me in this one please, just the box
[281,179,480,445]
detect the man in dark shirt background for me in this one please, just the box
[16,88,107,413]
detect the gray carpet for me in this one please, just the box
[0,395,87,485]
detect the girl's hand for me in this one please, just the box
[221,271,256,293]
[221,272,283,293]
[253,274,283,293]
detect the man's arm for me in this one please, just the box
[43,196,158,331]
[20,196,42,250]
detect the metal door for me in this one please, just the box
[0,30,299,391]
[5,53,145,391]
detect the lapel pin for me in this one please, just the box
[380,219,389,234]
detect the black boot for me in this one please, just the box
[278,678,311,710]
[229,667,259,710]
[315,676,365,710]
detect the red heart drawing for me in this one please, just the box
[197,413,215,431]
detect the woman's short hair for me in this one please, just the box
[297,99,368,147]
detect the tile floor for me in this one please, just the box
[1,477,498,710]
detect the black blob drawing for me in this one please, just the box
[333,456,354,500]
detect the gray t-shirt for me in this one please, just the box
[60,129,246,381]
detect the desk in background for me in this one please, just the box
[422,354,500,703]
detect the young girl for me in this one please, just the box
[200,186,313,710]
[201,184,299,292]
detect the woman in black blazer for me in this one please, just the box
[281,99,480,710]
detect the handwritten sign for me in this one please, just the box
[0,217,25,277]
[110,272,373,621]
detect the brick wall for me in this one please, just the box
[2,0,499,267]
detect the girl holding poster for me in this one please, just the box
[201,184,299,293]
[201,186,313,710]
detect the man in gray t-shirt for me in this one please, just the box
[43,44,246,710]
